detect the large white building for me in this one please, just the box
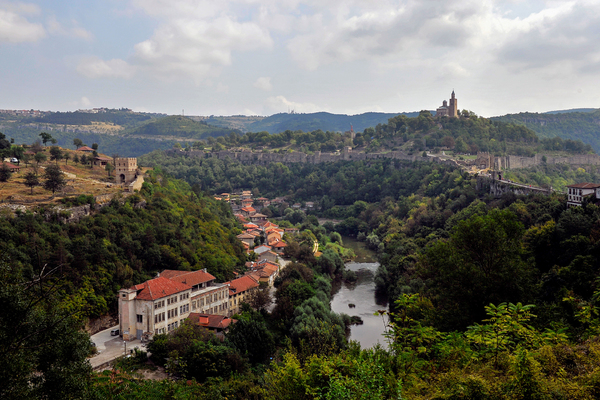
[118,269,229,341]
[566,183,600,207]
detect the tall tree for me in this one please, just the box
[34,151,47,166]
[49,146,63,164]
[43,164,66,194]
[63,152,70,165]
[73,138,83,149]
[23,171,39,194]
[39,132,53,146]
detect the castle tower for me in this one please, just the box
[449,90,458,118]
[115,157,138,184]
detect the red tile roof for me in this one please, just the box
[78,146,94,151]
[241,206,256,213]
[131,276,190,301]
[225,275,259,295]
[273,241,287,248]
[160,269,215,286]
[188,313,235,330]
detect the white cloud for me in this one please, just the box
[76,56,136,79]
[265,95,321,114]
[0,6,45,43]
[47,16,93,40]
[80,96,92,107]
[253,77,272,91]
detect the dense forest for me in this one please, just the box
[492,109,600,153]
[7,153,600,397]
[175,110,593,157]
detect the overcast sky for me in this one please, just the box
[1,0,599,117]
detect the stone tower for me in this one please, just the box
[115,157,138,184]
[449,90,458,118]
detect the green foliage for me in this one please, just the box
[43,164,66,194]
[0,262,93,399]
[0,163,11,182]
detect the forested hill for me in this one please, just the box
[491,109,600,153]
[126,115,239,139]
[239,111,418,134]
[0,171,246,320]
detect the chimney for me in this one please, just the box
[199,315,209,326]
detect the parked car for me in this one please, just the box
[110,328,120,336]
[10,158,18,163]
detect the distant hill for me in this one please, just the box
[227,111,419,134]
[544,108,597,115]
[125,115,239,139]
[491,109,600,153]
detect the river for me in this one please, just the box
[330,237,390,349]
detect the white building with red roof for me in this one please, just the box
[567,183,600,207]
[118,268,229,341]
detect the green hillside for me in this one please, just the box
[126,115,239,139]
[244,111,420,134]
[491,109,600,152]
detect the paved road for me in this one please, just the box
[88,325,145,370]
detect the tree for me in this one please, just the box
[39,132,53,146]
[0,164,11,182]
[0,132,11,150]
[80,154,87,166]
[49,146,63,164]
[91,143,98,151]
[23,172,39,194]
[73,138,83,149]
[34,151,47,166]
[419,208,534,330]
[72,154,79,165]
[0,261,93,399]
[63,152,70,165]
[105,162,114,177]
[43,164,66,194]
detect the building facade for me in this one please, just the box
[435,91,458,118]
[118,269,229,341]
[566,183,600,207]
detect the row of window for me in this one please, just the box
[167,308,178,319]
[180,293,189,301]
[180,304,189,314]
[167,321,178,332]
[154,300,165,309]
[167,296,178,305]
[155,312,165,323]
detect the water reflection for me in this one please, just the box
[331,262,389,349]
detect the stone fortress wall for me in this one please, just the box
[169,147,458,167]
[474,152,600,170]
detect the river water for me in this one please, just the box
[330,237,390,349]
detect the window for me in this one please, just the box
[137,315,142,323]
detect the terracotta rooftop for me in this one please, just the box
[188,313,235,330]
[131,276,190,301]
[225,275,259,294]
[237,233,255,239]
[78,146,94,151]
[160,269,215,287]
[273,241,287,248]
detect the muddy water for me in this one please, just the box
[331,260,390,349]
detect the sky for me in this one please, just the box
[1,0,599,118]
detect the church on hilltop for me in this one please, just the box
[435,91,458,118]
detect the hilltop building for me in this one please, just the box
[436,91,458,118]
[566,183,600,207]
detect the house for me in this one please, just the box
[250,213,267,223]
[77,146,94,152]
[1,162,21,172]
[257,250,278,263]
[240,206,256,217]
[237,233,255,247]
[92,156,112,167]
[188,313,235,334]
[253,245,272,255]
[272,241,287,253]
[225,275,259,316]
[567,183,600,207]
[118,268,229,341]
